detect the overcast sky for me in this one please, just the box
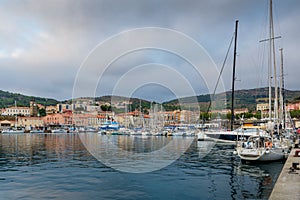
[0,0,299,102]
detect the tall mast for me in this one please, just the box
[260,0,281,122]
[230,20,238,131]
[268,0,273,121]
[279,48,285,129]
[270,0,279,125]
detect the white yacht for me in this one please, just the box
[236,135,290,162]
[201,125,266,143]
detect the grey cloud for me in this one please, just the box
[0,0,299,101]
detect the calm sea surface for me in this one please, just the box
[0,133,284,200]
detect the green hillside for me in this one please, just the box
[1,87,300,112]
[0,90,59,108]
[165,87,300,111]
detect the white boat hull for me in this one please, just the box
[2,129,24,134]
[237,147,288,162]
[202,127,265,143]
[235,133,292,162]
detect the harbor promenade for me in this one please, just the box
[269,141,300,200]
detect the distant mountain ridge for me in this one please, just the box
[164,87,300,111]
[0,87,300,110]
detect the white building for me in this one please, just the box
[1,106,30,116]
[256,103,269,111]
[57,103,72,113]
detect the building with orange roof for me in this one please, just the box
[43,112,107,127]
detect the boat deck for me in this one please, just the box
[269,140,300,200]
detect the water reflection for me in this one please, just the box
[79,133,194,173]
[196,141,283,199]
[0,134,283,200]
[0,133,90,168]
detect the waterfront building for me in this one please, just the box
[0,120,13,129]
[73,113,105,127]
[43,113,67,126]
[286,102,300,111]
[180,110,192,124]
[1,106,30,116]
[163,110,181,125]
[180,110,198,124]
[18,116,44,130]
[43,110,108,127]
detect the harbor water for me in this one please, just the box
[0,133,284,200]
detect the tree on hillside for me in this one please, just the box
[101,105,111,111]
[38,108,46,117]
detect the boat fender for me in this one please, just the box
[265,141,273,148]
[233,150,237,155]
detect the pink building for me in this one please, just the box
[43,113,71,126]
[44,112,106,127]
[286,102,300,111]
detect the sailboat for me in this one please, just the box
[201,20,267,143]
[236,0,291,162]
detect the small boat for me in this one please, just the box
[69,127,79,133]
[78,127,85,132]
[2,128,24,134]
[99,120,120,134]
[152,131,163,136]
[171,131,186,136]
[130,130,143,136]
[141,130,152,136]
[185,130,196,137]
[85,127,97,133]
[30,129,44,133]
[100,120,119,130]
[117,131,130,136]
[51,129,67,133]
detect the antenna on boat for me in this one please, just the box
[231,20,239,131]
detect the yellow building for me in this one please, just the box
[46,106,58,115]
[18,117,44,129]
